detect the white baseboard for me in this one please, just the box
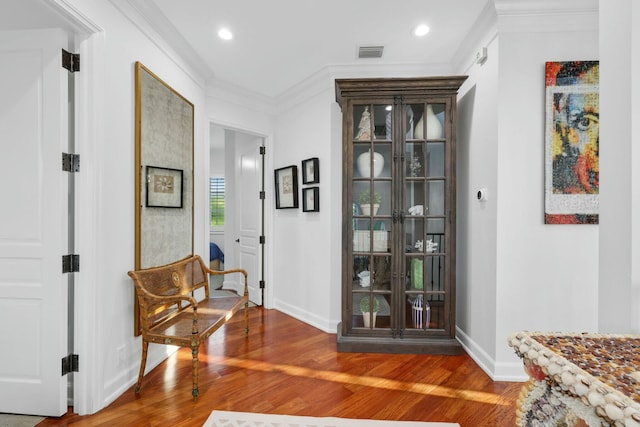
[273,298,338,334]
[456,326,527,382]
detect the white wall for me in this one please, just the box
[455,2,601,380]
[598,0,639,333]
[271,85,338,331]
[66,0,208,413]
[456,35,500,375]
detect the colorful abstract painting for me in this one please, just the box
[544,61,599,224]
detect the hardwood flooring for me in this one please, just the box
[39,307,524,426]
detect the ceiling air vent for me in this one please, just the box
[358,46,384,59]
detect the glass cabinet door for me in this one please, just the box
[350,102,393,331]
[402,103,449,333]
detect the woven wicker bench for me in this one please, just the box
[128,255,248,398]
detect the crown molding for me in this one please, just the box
[495,0,598,33]
[45,0,104,34]
[451,0,498,74]
[113,0,210,87]
[206,78,278,116]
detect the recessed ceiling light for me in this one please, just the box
[412,24,430,37]
[218,28,233,40]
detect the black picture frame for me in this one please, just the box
[145,166,183,208]
[302,187,319,212]
[301,157,319,184]
[274,165,299,209]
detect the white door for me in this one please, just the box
[237,138,263,305]
[0,29,69,416]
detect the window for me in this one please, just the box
[210,177,225,226]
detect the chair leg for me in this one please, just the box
[135,340,149,393]
[191,346,199,399]
[244,301,249,334]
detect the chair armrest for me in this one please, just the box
[204,267,249,295]
[136,285,198,308]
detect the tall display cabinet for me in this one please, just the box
[335,76,467,354]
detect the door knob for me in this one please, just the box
[235,238,240,243]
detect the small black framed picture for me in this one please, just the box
[302,187,319,212]
[145,166,183,208]
[301,157,319,184]
[274,165,299,209]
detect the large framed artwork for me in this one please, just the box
[134,62,194,334]
[544,61,599,224]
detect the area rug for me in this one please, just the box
[0,414,45,427]
[204,411,459,427]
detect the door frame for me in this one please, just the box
[208,121,274,309]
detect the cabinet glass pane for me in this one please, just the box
[404,293,446,330]
[404,217,424,253]
[353,105,373,141]
[426,142,445,177]
[404,181,425,214]
[410,103,446,140]
[427,180,445,215]
[427,218,445,253]
[354,181,391,216]
[353,143,391,178]
[353,221,390,253]
[371,255,392,291]
[406,142,425,178]
[373,105,391,140]
[353,293,390,329]
[406,104,423,140]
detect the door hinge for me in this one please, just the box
[259,235,265,244]
[62,254,80,273]
[259,191,265,200]
[62,153,80,172]
[259,146,266,155]
[61,49,80,73]
[61,354,79,375]
[259,280,265,289]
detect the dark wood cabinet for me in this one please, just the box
[335,76,467,354]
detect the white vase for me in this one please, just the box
[414,105,443,139]
[357,150,384,177]
[363,311,377,328]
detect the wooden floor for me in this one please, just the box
[39,307,524,426]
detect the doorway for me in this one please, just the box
[210,125,266,306]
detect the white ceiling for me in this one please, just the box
[3,0,491,99]
[147,0,490,98]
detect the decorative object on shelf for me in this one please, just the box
[411,258,423,289]
[358,270,370,287]
[356,149,384,177]
[301,157,319,184]
[359,295,380,328]
[411,295,430,329]
[414,239,438,253]
[414,104,444,139]
[145,166,183,208]
[274,165,299,209]
[302,187,319,212]
[408,204,424,215]
[355,106,372,140]
[408,155,422,176]
[358,189,381,216]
